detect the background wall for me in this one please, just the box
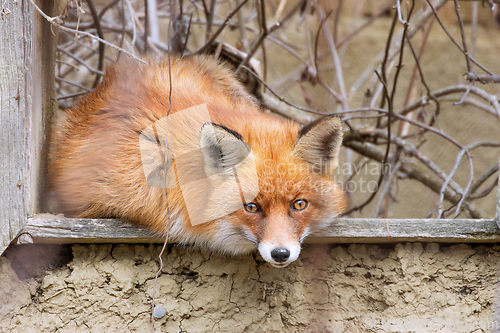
[1,242,499,332]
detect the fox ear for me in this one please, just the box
[293,116,343,174]
[199,123,251,177]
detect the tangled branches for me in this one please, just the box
[34,0,500,219]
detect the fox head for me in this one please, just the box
[198,115,347,267]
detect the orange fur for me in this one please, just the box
[49,55,347,267]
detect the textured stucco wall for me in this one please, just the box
[1,242,499,332]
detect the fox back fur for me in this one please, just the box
[49,55,347,267]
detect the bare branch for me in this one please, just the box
[467,164,499,200]
[236,0,305,74]
[465,73,500,84]
[314,3,348,111]
[453,0,473,73]
[343,140,486,218]
[30,0,147,64]
[196,0,250,54]
[425,0,493,75]
[85,0,105,87]
[57,46,105,76]
[240,65,327,116]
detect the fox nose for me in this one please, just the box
[271,248,290,263]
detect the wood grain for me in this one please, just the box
[0,0,60,255]
[0,0,35,254]
[19,216,500,245]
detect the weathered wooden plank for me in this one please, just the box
[19,216,160,244]
[18,216,500,244]
[309,218,500,243]
[0,0,60,255]
[0,0,35,255]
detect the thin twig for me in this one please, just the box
[362,0,448,108]
[467,164,499,200]
[98,0,120,19]
[314,8,333,81]
[240,65,327,115]
[181,13,193,56]
[235,0,305,74]
[471,178,498,200]
[85,0,105,87]
[124,0,138,51]
[57,91,89,100]
[342,140,485,218]
[453,142,500,216]
[425,0,493,75]
[315,3,348,111]
[465,73,500,84]
[437,141,500,217]
[380,85,500,127]
[151,0,175,330]
[57,46,105,76]
[267,36,309,67]
[453,0,473,73]
[236,0,249,53]
[206,0,216,41]
[150,235,169,332]
[404,23,441,127]
[374,158,402,218]
[147,0,160,42]
[196,0,250,53]
[342,8,400,216]
[333,0,342,43]
[335,0,395,49]
[56,76,92,92]
[352,127,465,198]
[470,1,478,57]
[30,0,147,64]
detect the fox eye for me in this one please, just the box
[244,203,260,213]
[292,199,308,211]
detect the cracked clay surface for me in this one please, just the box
[1,242,499,332]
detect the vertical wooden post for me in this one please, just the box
[0,0,60,254]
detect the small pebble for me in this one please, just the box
[153,305,166,319]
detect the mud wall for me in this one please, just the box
[1,242,499,332]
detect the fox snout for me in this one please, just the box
[252,213,305,268]
[258,241,301,268]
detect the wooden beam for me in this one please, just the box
[0,0,37,254]
[19,216,160,244]
[309,218,500,244]
[0,0,60,255]
[17,216,500,245]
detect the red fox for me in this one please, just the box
[49,55,347,267]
